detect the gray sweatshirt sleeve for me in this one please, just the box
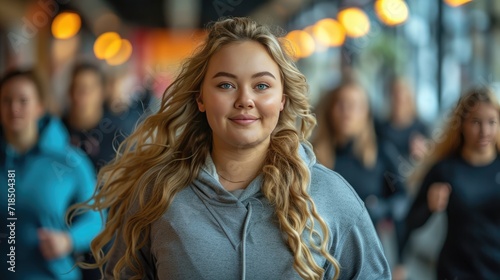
[104,232,156,280]
[327,208,391,279]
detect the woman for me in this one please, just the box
[313,80,406,226]
[74,18,390,279]
[405,87,500,279]
[376,77,429,165]
[0,70,103,279]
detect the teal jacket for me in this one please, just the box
[0,115,103,279]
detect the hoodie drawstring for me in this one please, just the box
[241,202,253,280]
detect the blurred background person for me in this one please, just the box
[374,76,431,277]
[63,62,152,172]
[63,62,113,171]
[404,87,500,280]
[312,79,407,268]
[376,77,429,167]
[0,69,102,279]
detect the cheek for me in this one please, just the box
[259,96,284,118]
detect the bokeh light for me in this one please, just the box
[375,0,409,26]
[94,32,122,59]
[444,0,473,7]
[338,7,371,38]
[284,30,315,60]
[106,39,133,66]
[51,12,81,39]
[312,18,346,47]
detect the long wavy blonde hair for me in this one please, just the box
[71,17,340,280]
[312,81,377,169]
[412,86,500,184]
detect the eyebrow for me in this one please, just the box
[212,71,276,80]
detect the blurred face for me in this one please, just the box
[331,85,369,138]
[70,70,104,113]
[0,76,43,134]
[462,102,499,152]
[199,41,285,150]
[391,80,413,113]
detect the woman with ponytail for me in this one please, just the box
[73,17,389,280]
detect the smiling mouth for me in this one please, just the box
[230,119,258,125]
[229,115,259,125]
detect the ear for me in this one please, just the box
[196,91,205,112]
[280,94,286,111]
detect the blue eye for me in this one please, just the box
[256,84,269,90]
[218,83,234,90]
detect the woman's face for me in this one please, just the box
[462,102,499,152]
[70,70,104,114]
[331,85,369,138]
[391,80,413,115]
[0,76,43,134]
[199,41,285,150]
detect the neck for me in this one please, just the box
[461,145,497,166]
[335,133,354,147]
[5,125,39,154]
[391,111,413,128]
[68,107,103,130]
[212,141,268,191]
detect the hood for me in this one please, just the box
[0,114,71,159]
[189,142,316,280]
[193,141,316,204]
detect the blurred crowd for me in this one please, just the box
[0,53,499,279]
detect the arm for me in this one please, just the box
[67,153,104,253]
[325,208,391,280]
[401,164,442,251]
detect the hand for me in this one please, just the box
[427,183,451,212]
[392,265,406,280]
[38,228,73,260]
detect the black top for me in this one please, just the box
[333,141,406,224]
[375,119,428,160]
[405,153,500,279]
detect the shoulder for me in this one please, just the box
[309,163,366,222]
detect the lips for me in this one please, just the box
[229,114,259,125]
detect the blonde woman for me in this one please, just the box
[404,87,500,279]
[73,17,390,279]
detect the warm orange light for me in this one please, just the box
[94,32,122,59]
[284,30,315,59]
[106,39,133,66]
[312,18,346,47]
[338,8,370,38]
[444,0,472,7]
[51,12,81,39]
[375,0,409,26]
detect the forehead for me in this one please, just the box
[205,41,281,80]
[466,101,500,118]
[1,76,37,97]
[338,85,367,102]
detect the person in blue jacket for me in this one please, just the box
[403,87,500,279]
[0,70,103,279]
[74,17,390,279]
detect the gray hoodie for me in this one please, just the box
[105,143,390,279]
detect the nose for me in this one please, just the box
[234,86,255,109]
[480,122,490,136]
